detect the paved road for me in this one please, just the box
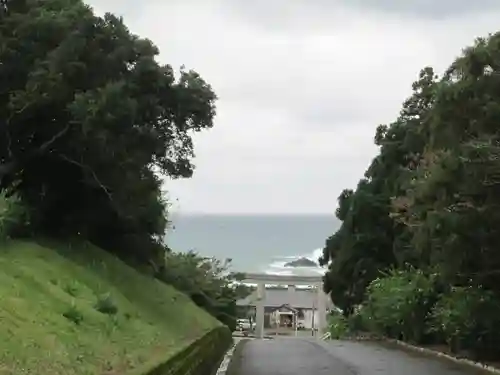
[236,338,490,375]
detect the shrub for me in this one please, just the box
[328,312,349,339]
[430,286,500,359]
[62,304,84,325]
[160,251,246,330]
[63,282,79,297]
[347,307,365,334]
[0,193,30,240]
[95,294,119,315]
[360,268,437,343]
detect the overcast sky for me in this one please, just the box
[90,0,500,214]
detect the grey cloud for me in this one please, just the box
[215,60,425,131]
[222,0,500,32]
[87,0,500,213]
[339,0,500,18]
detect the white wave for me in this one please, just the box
[271,255,300,260]
[261,247,326,276]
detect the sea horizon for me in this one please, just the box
[164,212,340,275]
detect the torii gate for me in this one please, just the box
[242,273,328,339]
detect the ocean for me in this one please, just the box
[164,214,340,276]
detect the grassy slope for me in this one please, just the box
[0,240,220,375]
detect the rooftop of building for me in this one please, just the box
[237,288,334,310]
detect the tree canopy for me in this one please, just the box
[0,0,216,265]
[0,0,254,332]
[160,251,252,331]
[321,33,500,359]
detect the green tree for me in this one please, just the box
[161,251,252,330]
[321,31,500,360]
[0,0,216,265]
[398,36,500,290]
[321,68,438,314]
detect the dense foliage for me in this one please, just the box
[160,251,252,331]
[321,33,500,360]
[0,0,247,330]
[0,0,215,267]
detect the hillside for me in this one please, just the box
[0,240,220,375]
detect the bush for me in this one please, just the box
[63,282,80,297]
[430,286,500,359]
[160,252,247,330]
[328,312,349,339]
[360,268,437,343]
[95,294,119,315]
[0,193,29,240]
[347,307,366,334]
[62,304,84,325]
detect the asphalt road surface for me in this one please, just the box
[236,338,491,375]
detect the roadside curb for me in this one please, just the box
[215,340,238,375]
[232,333,275,340]
[217,336,275,375]
[383,338,500,374]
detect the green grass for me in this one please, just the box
[0,240,220,375]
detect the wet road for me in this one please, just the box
[236,338,490,375]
